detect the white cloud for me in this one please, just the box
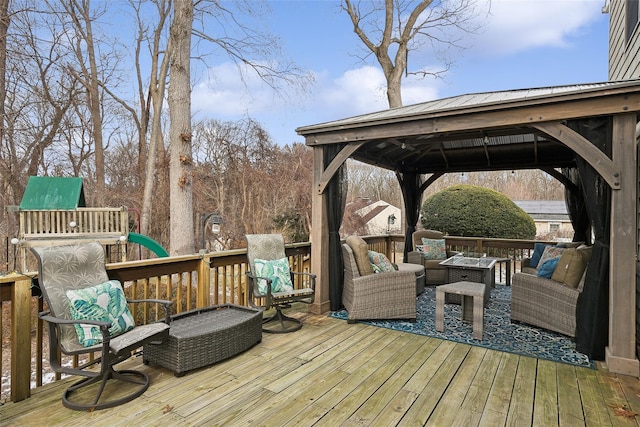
[471,0,604,56]
[192,62,286,118]
[319,66,388,115]
[401,77,441,106]
[191,61,444,145]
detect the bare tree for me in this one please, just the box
[192,117,313,246]
[342,0,486,107]
[1,2,82,198]
[167,0,194,255]
[114,0,174,238]
[0,0,8,157]
[61,0,109,204]
[0,1,312,258]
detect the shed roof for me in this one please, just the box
[19,176,86,210]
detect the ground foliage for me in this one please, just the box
[421,184,536,239]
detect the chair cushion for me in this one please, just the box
[368,250,395,273]
[537,258,560,279]
[417,238,447,260]
[66,279,135,347]
[346,235,374,276]
[551,246,592,288]
[254,257,295,293]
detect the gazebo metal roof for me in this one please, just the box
[297,80,640,176]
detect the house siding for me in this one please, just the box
[609,0,640,80]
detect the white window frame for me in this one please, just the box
[549,222,561,232]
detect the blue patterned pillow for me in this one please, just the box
[254,257,294,294]
[66,280,135,347]
[368,250,395,273]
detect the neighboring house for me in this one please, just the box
[341,197,401,236]
[606,0,640,80]
[514,200,572,240]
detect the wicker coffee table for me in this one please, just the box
[144,304,262,376]
[435,281,486,340]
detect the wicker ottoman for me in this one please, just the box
[144,304,262,376]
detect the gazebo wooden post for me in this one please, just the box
[309,146,331,314]
[606,113,639,376]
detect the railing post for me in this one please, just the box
[476,238,483,255]
[197,256,211,308]
[384,235,393,261]
[11,277,32,402]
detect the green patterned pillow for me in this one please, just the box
[368,250,395,273]
[418,238,447,260]
[254,257,295,294]
[66,279,135,347]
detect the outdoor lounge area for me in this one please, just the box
[3,308,640,426]
[2,234,640,425]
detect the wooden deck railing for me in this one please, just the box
[0,235,540,403]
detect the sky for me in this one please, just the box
[190,0,611,146]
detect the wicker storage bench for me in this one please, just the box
[144,304,262,376]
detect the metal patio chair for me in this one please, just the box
[32,242,172,411]
[245,234,315,333]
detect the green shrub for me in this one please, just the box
[420,184,536,239]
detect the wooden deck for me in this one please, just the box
[2,311,640,426]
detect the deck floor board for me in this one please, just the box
[1,314,639,426]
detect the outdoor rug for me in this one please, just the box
[329,285,595,369]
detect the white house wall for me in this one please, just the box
[357,202,402,235]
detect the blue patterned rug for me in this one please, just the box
[329,285,595,369]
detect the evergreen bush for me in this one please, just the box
[420,184,536,239]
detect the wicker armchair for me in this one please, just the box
[341,243,416,323]
[406,230,459,285]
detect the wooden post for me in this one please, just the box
[11,277,32,402]
[310,147,330,314]
[606,113,640,377]
[197,256,210,308]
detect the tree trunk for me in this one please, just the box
[140,36,171,237]
[68,0,105,204]
[0,0,7,152]
[167,0,194,255]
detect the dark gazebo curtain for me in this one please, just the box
[325,144,348,311]
[562,167,591,244]
[397,172,422,260]
[566,117,612,360]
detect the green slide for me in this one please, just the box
[128,232,169,257]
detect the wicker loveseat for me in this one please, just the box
[341,241,416,323]
[511,244,592,337]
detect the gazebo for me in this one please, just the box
[297,79,640,377]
